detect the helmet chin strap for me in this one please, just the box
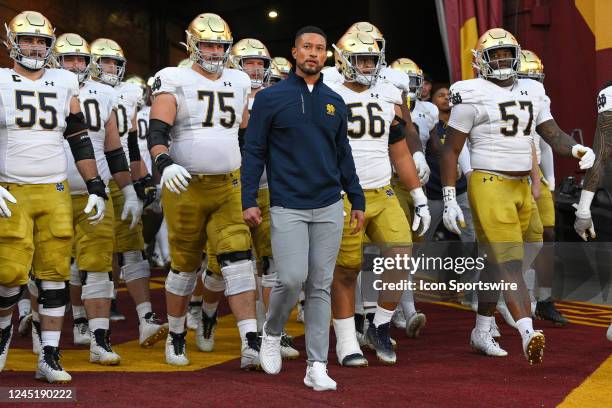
[17,58,45,72]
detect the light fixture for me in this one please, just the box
[268,10,278,19]
[326,50,333,58]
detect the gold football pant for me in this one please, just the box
[109,179,144,253]
[391,175,423,242]
[251,188,272,260]
[162,171,252,273]
[0,181,73,286]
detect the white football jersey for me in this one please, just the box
[0,68,79,184]
[152,67,250,174]
[115,81,142,162]
[412,100,439,150]
[64,79,118,194]
[136,105,152,174]
[597,85,612,114]
[448,77,553,172]
[329,81,402,189]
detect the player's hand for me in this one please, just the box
[243,207,262,228]
[161,164,191,194]
[350,210,365,234]
[134,174,157,208]
[84,194,106,225]
[442,186,466,235]
[571,144,595,170]
[413,152,430,185]
[572,203,596,241]
[121,185,143,229]
[410,187,430,236]
[0,186,17,218]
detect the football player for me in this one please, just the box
[271,56,292,81]
[90,38,168,346]
[0,11,107,382]
[328,32,430,366]
[573,80,612,341]
[441,28,594,364]
[148,13,259,369]
[52,32,141,365]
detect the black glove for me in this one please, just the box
[133,174,157,208]
[85,176,108,200]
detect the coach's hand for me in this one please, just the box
[243,207,262,228]
[350,210,365,234]
[0,186,17,218]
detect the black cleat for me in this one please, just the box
[536,301,568,327]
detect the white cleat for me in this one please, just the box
[607,321,612,341]
[165,331,189,366]
[73,318,91,345]
[89,329,121,366]
[139,312,169,348]
[32,321,41,355]
[490,319,501,339]
[406,312,427,338]
[496,302,517,329]
[35,346,72,384]
[280,332,300,360]
[186,301,202,331]
[195,311,217,352]
[304,361,337,391]
[241,332,261,371]
[0,325,13,371]
[522,330,545,365]
[470,328,508,357]
[18,313,32,337]
[392,309,407,330]
[259,324,281,374]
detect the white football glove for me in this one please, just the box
[572,190,596,241]
[0,186,17,218]
[442,186,466,235]
[413,151,430,185]
[84,194,106,225]
[572,144,596,170]
[121,185,143,229]
[410,187,430,236]
[161,163,192,194]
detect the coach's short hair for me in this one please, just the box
[295,25,327,43]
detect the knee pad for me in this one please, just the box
[261,257,277,288]
[69,262,81,286]
[119,250,150,283]
[221,258,256,296]
[165,269,198,296]
[0,284,25,310]
[36,280,69,313]
[81,272,114,300]
[202,270,225,293]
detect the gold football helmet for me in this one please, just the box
[271,56,292,77]
[4,11,55,70]
[345,22,385,65]
[269,63,282,85]
[472,28,520,80]
[177,58,193,68]
[230,38,272,88]
[333,32,382,87]
[52,33,91,84]
[390,58,424,99]
[90,38,126,87]
[517,49,544,82]
[183,13,232,74]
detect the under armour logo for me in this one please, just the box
[224,82,232,87]
[482,176,494,183]
[45,81,54,86]
[370,93,379,99]
[520,90,528,95]
[597,94,607,110]
[120,94,124,99]
[88,89,97,94]
[56,183,65,192]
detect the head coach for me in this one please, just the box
[241,26,365,390]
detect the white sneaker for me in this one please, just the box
[607,321,612,341]
[280,332,300,360]
[406,312,427,338]
[470,328,508,357]
[165,331,189,366]
[392,308,407,329]
[304,362,337,391]
[240,332,261,371]
[0,325,13,371]
[32,321,41,355]
[73,318,91,345]
[139,312,169,348]
[522,330,545,365]
[496,302,517,328]
[195,311,216,352]
[259,324,281,374]
[490,319,501,339]
[35,346,72,383]
[89,329,121,365]
[186,301,202,331]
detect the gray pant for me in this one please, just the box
[425,192,476,242]
[266,199,344,363]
